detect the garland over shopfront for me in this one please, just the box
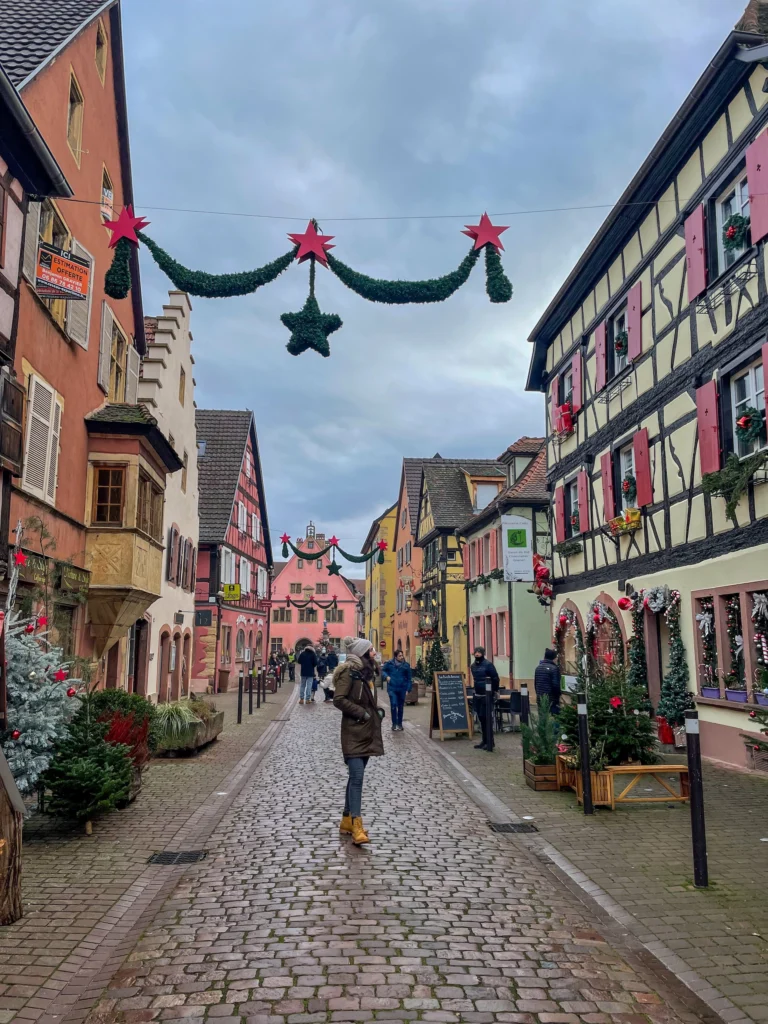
[280,533,387,576]
[102,208,513,357]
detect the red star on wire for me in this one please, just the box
[14,551,26,567]
[54,668,68,682]
[328,536,339,547]
[280,533,291,545]
[331,594,338,601]
[377,540,388,552]
[462,212,508,253]
[287,221,335,266]
[104,205,150,249]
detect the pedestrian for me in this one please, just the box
[288,652,296,682]
[470,645,499,751]
[534,647,562,715]
[297,644,318,705]
[269,652,278,671]
[326,646,339,672]
[321,669,335,703]
[333,636,384,845]
[382,650,412,732]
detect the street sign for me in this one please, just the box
[222,583,241,601]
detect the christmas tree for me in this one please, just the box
[521,695,558,765]
[656,591,695,726]
[425,638,448,682]
[743,705,768,753]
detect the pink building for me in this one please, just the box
[271,522,363,655]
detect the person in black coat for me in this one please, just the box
[297,645,318,704]
[470,646,499,751]
[534,648,562,714]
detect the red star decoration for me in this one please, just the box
[104,205,150,249]
[280,533,291,544]
[287,221,335,266]
[55,668,68,682]
[14,551,27,567]
[37,616,48,627]
[328,536,339,547]
[332,594,338,601]
[377,540,388,552]
[462,212,508,253]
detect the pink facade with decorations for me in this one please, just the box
[271,524,363,655]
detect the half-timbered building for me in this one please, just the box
[526,5,768,766]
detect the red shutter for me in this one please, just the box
[763,343,768,427]
[190,547,197,593]
[696,380,721,475]
[170,529,180,583]
[577,470,590,533]
[488,532,497,572]
[550,374,561,434]
[462,543,470,580]
[554,486,566,544]
[595,322,607,392]
[747,130,768,244]
[633,428,652,506]
[491,614,498,656]
[626,281,642,362]
[601,453,615,521]
[469,616,475,654]
[685,205,707,302]
[571,351,583,414]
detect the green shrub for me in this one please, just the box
[521,696,558,765]
[154,699,202,746]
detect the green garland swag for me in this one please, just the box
[722,213,750,253]
[285,597,337,610]
[104,238,133,300]
[484,245,513,303]
[283,540,333,560]
[326,246,480,304]
[281,538,384,566]
[553,539,582,557]
[702,451,768,525]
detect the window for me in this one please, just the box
[299,608,318,623]
[221,626,231,664]
[619,442,635,511]
[181,451,188,494]
[609,306,629,379]
[109,316,128,402]
[198,440,206,457]
[482,534,490,573]
[327,607,344,623]
[22,375,62,505]
[179,366,186,406]
[239,558,251,595]
[561,366,574,407]
[100,166,113,220]
[137,476,162,540]
[401,508,407,529]
[67,73,84,164]
[236,629,245,661]
[251,513,260,542]
[168,433,175,451]
[474,483,499,511]
[316,583,328,595]
[245,450,251,478]
[38,200,71,328]
[220,547,236,585]
[297,559,304,569]
[731,360,766,457]
[405,541,412,564]
[497,613,507,657]
[237,501,246,532]
[93,466,124,525]
[290,583,301,594]
[716,171,750,275]
[257,566,268,598]
[95,21,108,81]
[53,605,76,660]
[566,478,580,537]
[273,607,292,623]
[316,558,322,570]
[271,637,283,657]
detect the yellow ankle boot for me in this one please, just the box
[339,814,353,835]
[352,817,370,845]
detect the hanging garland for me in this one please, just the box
[703,451,768,525]
[752,592,768,695]
[724,595,745,689]
[102,207,513,357]
[735,406,764,446]
[722,213,750,252]
[280,533,386,572]
[656,589,695,726]
[618,591,647,692]
[696,596,718,688]
[285,596,338,611]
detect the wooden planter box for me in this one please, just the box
[158,710,225,755]
[524,759,558,791]
[555,754,689,810]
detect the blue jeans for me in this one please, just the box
[300,676,314,701]
[389,687,407,727]
[343,756,369,818]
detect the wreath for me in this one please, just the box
[570,509,580,530]
[621,472,637,506]
[614,330,628,356]
[735,406,764,446]
[722,214,750,253]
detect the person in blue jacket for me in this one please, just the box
[382,650,413,732]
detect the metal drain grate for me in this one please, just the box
[488,821,538,834]
[148,850,208,865]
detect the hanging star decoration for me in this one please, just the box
[104,205,150,248]
[280,296,342,358]
[327,560,342,576]
[54,668,69,683]
[288,221,335,265]
[14,551,27,567]
[328,536,340,547]
[462,212,508,252]
[377,541,388,552]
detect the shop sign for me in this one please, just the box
[35,243,90,300]
[222,583,241,601]
[19,553,47,587]
[501,513,533,582]
[59,563,90,594]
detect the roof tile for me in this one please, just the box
[0,0,111,86]
[195,409,252,545]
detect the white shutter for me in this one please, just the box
[22,376,53,500]
[65,240,93,349]
[22,201,41,283]
[125,344,140,404]
[256,517,261,542]
[238,501,246,532]
[46,398,62,505]
[251,513,257,541]
[98,301,113,393]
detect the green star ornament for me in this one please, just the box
[281,295,342,357]
[327,560,342,576]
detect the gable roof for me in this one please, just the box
[459,448,548,535]
[421,460,505,533]
[402,455,510,535]
[362,501,397,553]
[195,410,272,564]
[0,0,113,87]
[498,436,545,460]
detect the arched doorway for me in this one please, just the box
[405,636,411,663]
[171,632,183,700]
[182,632,191,696]
[158,630,171,702]
[255,630,263,666]
[295,637,313,654]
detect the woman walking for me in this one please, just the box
[333,636,384,845]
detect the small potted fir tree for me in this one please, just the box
[522,696,559,791]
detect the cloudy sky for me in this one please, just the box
[122,0,745,556]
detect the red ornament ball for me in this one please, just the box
[559,614,567,625]
[11,730,21,740]
[66,687,77,697]
[754,744,761,751]
[593,611,601,623]
[617,596,633,611]
[750,710,757,718]
[24,623,35,634]
[726,224,737,239]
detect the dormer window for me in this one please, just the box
[474,483,499,511]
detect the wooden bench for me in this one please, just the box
[556,755,689,810]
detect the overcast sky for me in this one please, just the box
[122,0,745,558]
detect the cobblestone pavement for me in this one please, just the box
[83,692,715,1024]
[0,681,294,1024]
[404,699,768,1024]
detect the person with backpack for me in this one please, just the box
[297,644,318,705]
[534,648,562,714]
[382,650,412,732]
[333,636,384,845]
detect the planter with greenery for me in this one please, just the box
[156,698,223,753]
[521,696,559,791]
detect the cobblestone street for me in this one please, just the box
[65,690,719,1024]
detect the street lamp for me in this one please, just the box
[437,553,448,573]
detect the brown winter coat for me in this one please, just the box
[333,656,384,758]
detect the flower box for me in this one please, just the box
[725,689,748,703]
[524,759,558,792]
[608,508,641,535]
[755,693,768,707]
[700,686,721,699]
[158,710,225,754]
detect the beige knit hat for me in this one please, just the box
[343,635,373,659]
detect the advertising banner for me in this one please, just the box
[35,243,90,300]
[501,513,533,582]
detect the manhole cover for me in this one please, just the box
[148,850,208,865]
[488,822,538,834]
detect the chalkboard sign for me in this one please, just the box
[430,672,473,741]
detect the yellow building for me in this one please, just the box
[362,502,397,659]
[526,8,768,767]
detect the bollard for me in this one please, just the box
[237,669,244,725]
[248,669,253,715]
[685,710,708,887]
[576,693,593,815]
[485,684,495,753]
[261,668,267,704]
[520,684,530,727]
[256,669,261,709]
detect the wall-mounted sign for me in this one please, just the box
[222,583,241,601]
[35,243,90,300]
[19,553,47,587]
[501,513,533,582]
[195,609,212,628]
